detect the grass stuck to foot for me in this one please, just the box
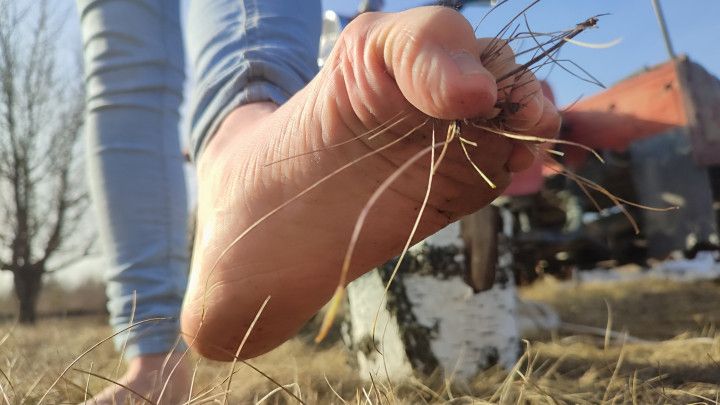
[1,279,720,403]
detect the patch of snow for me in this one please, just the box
[424,222,464,247]
[650,251,719,279]
[517,299,560,335]
[576,252,720,283]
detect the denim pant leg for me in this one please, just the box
[78,0,188,359]
[185,0,322,160]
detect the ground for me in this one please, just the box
[1,278,720,404]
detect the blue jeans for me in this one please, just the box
[78,0,321,359]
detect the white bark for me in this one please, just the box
[346,270,414,380]
[347,208,520,381]
[402,272,519,377]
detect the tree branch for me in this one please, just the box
[45,239,95,273]
[40,168,69,264]
[0,260,12,272]
[0,0,86,275]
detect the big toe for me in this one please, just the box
[325,6,499,124]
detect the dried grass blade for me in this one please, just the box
[368,132,446,343]
[473,122,605,163]
[604,299,613,351]
[316,122,436,342]
[0,367,15,400]
[265,112,408,166]
[602,338,627,403]
[115,291,137,379]
[18,372,45,405]
[0,379,10,405]
[460,137,496,188]
[564,36,622,49]
[223,295,271,404]
[324,374,349,404]
[36,317,167,405]
[0,324,14,349]
[497,16,600,83]
[185,359,201,405]
[83,361,93,403]
[200,119,427,322]
[522,14,606,88]
[156,337,186,404]
[71,368,155,405]
[256,383,301,405]
[239,360,306,404]
[480,0,542,62]
[432,120,457,175]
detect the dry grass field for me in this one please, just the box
[1,277,720,404]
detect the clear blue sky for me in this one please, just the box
[60,0,720,107]
[324,0,720,106]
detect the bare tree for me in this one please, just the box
[0,0,87,324]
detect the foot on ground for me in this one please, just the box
[80,353,190,404]
[182,6,561,360]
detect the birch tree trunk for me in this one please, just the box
[346,205,520,381]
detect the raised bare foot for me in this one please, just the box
[182,6,560,360]
[80,353,190,404]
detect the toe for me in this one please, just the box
[349,7,499,120]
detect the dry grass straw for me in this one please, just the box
[314,2,652,344]
[1,279,720,403]
[176,2,678,370]
[190,0,626,347]
[0,2,701,404]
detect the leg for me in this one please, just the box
[185,0,322,160]
[78,0,189,402]
[183,0,322,359]
[182,5,561,361]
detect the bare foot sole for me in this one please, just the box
[80,353,190,404]
[181,6,560,360]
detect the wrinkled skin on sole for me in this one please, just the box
[182,6,560,361]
